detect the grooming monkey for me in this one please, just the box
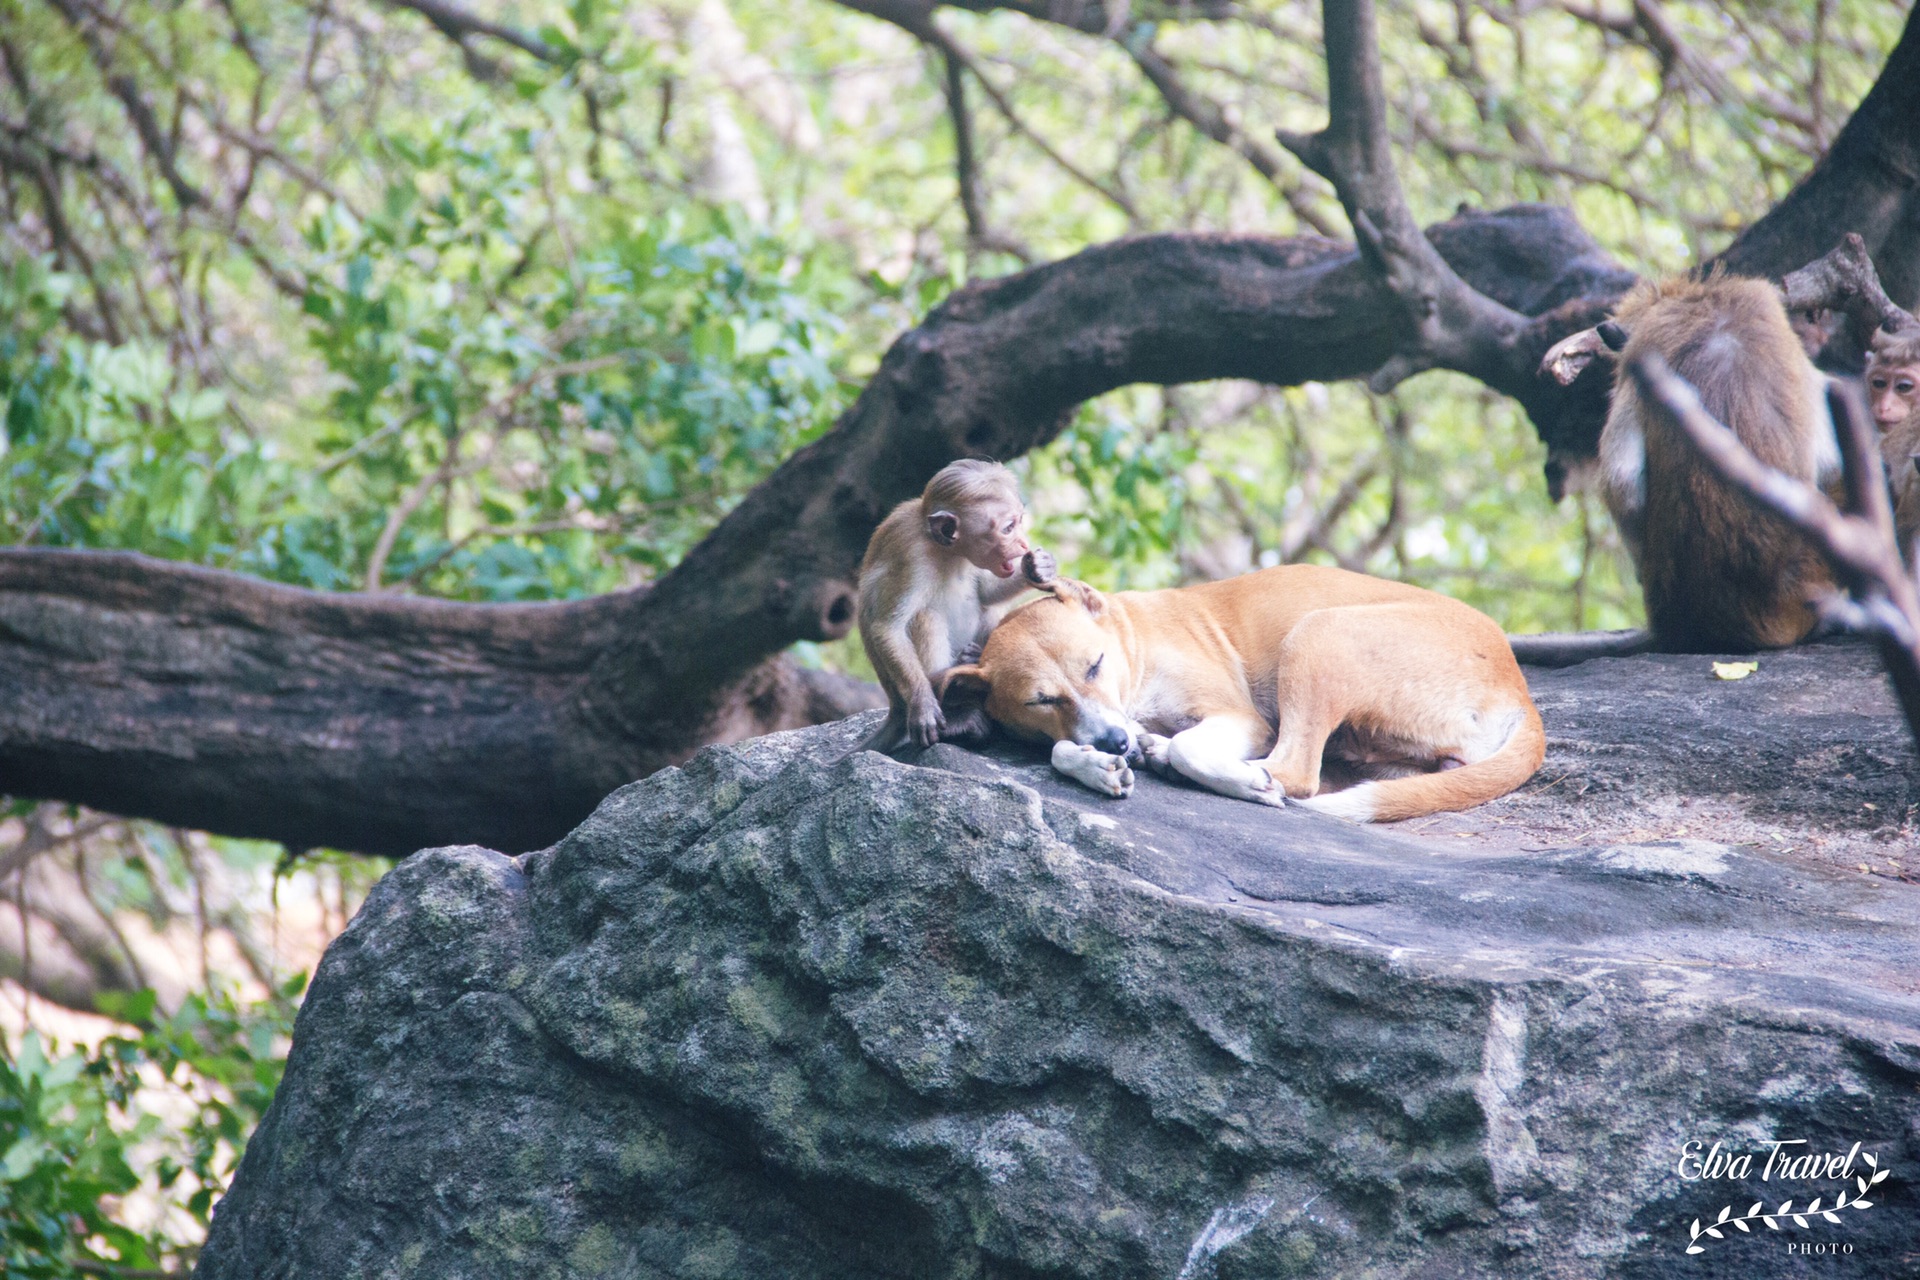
[1595,274,1838,651]
[1869,326,1920,557]
[854,459,1056,754]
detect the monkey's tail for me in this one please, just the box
[1505,628,1653,667]
[833,709,910,764]
[1295,702,1547,824]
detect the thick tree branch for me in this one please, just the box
[0,212,1628,855]
[1274,0,1531,392]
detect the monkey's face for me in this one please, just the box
[1869,361,1920,429]
[937,583,1135,757]
[927,496,1033,578]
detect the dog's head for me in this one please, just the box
[937,580,1135,756]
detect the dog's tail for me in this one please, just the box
[1294,702,1547,823]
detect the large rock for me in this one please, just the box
[197,644,1920,1279]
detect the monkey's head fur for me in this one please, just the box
[920,458,1033,577]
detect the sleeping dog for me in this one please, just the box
[936,565,1544,822]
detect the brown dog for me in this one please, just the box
[938,565,1545,822]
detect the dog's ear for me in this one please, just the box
[1048,577,1106,617]
[936,663,990,715]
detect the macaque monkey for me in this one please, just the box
[854,459,1056,754]
[1597,274,1837,651]
[1866,325,1920,432]
[1871,327,1920,558]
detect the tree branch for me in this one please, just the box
[1273,0,1531,391]
[1122,35,1343,239]
[941,45,1031,262]
[0,212,1629,854]
[1715,5,1920,306]
[1779,231,1919,339]
[377,0,559,65]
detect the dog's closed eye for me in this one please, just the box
[1027,693,1065,707]
[1086,654,1104,681]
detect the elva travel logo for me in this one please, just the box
[1676,1139,1891,1256]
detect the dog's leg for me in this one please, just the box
[1260,615,1359,799]
[1051,740,1135,798]
[1162,715,1280,806]
[1134,729,1173,775]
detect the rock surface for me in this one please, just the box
[197,644,1920,1279]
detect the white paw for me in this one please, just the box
[1052,740,1135,798]
[1226,763,1283,806]
[1135,732,1174,776]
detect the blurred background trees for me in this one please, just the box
[0,0,1909,1270]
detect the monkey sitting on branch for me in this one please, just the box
[1542,272,1839,652]
[853,459,1057,755]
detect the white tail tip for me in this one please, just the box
[1294,782,1378,823]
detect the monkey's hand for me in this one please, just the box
[1022,548,1057,586]
[907,690,946,749]
[954,640,984,665]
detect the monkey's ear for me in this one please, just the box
[926,510,960,545]
[936,663,991,714]
[1049,578,1106,616]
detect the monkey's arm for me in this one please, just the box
[976,548,1058,609]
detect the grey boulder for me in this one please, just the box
[197,644,1920,1279]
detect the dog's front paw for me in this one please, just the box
[1134,732,1174,776]
[1052,740,1134,798]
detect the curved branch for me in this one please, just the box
[1780,231,1920,338]
[0,213,1627,855]
[1274,0,1531,391]
[379,0,559,64]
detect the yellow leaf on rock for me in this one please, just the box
[1711,661,1758,681]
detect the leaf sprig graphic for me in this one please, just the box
[1685,1152,1890,1254]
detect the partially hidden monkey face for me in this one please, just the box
[937,582,1135,757]
[926,496,1032,578]
[1868,361,1920,429]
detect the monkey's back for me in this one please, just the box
[1610,276,1831,651]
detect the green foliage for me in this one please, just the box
[0,256,270,566]
[0,979,299,1278]
[1,1032,154,1278]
